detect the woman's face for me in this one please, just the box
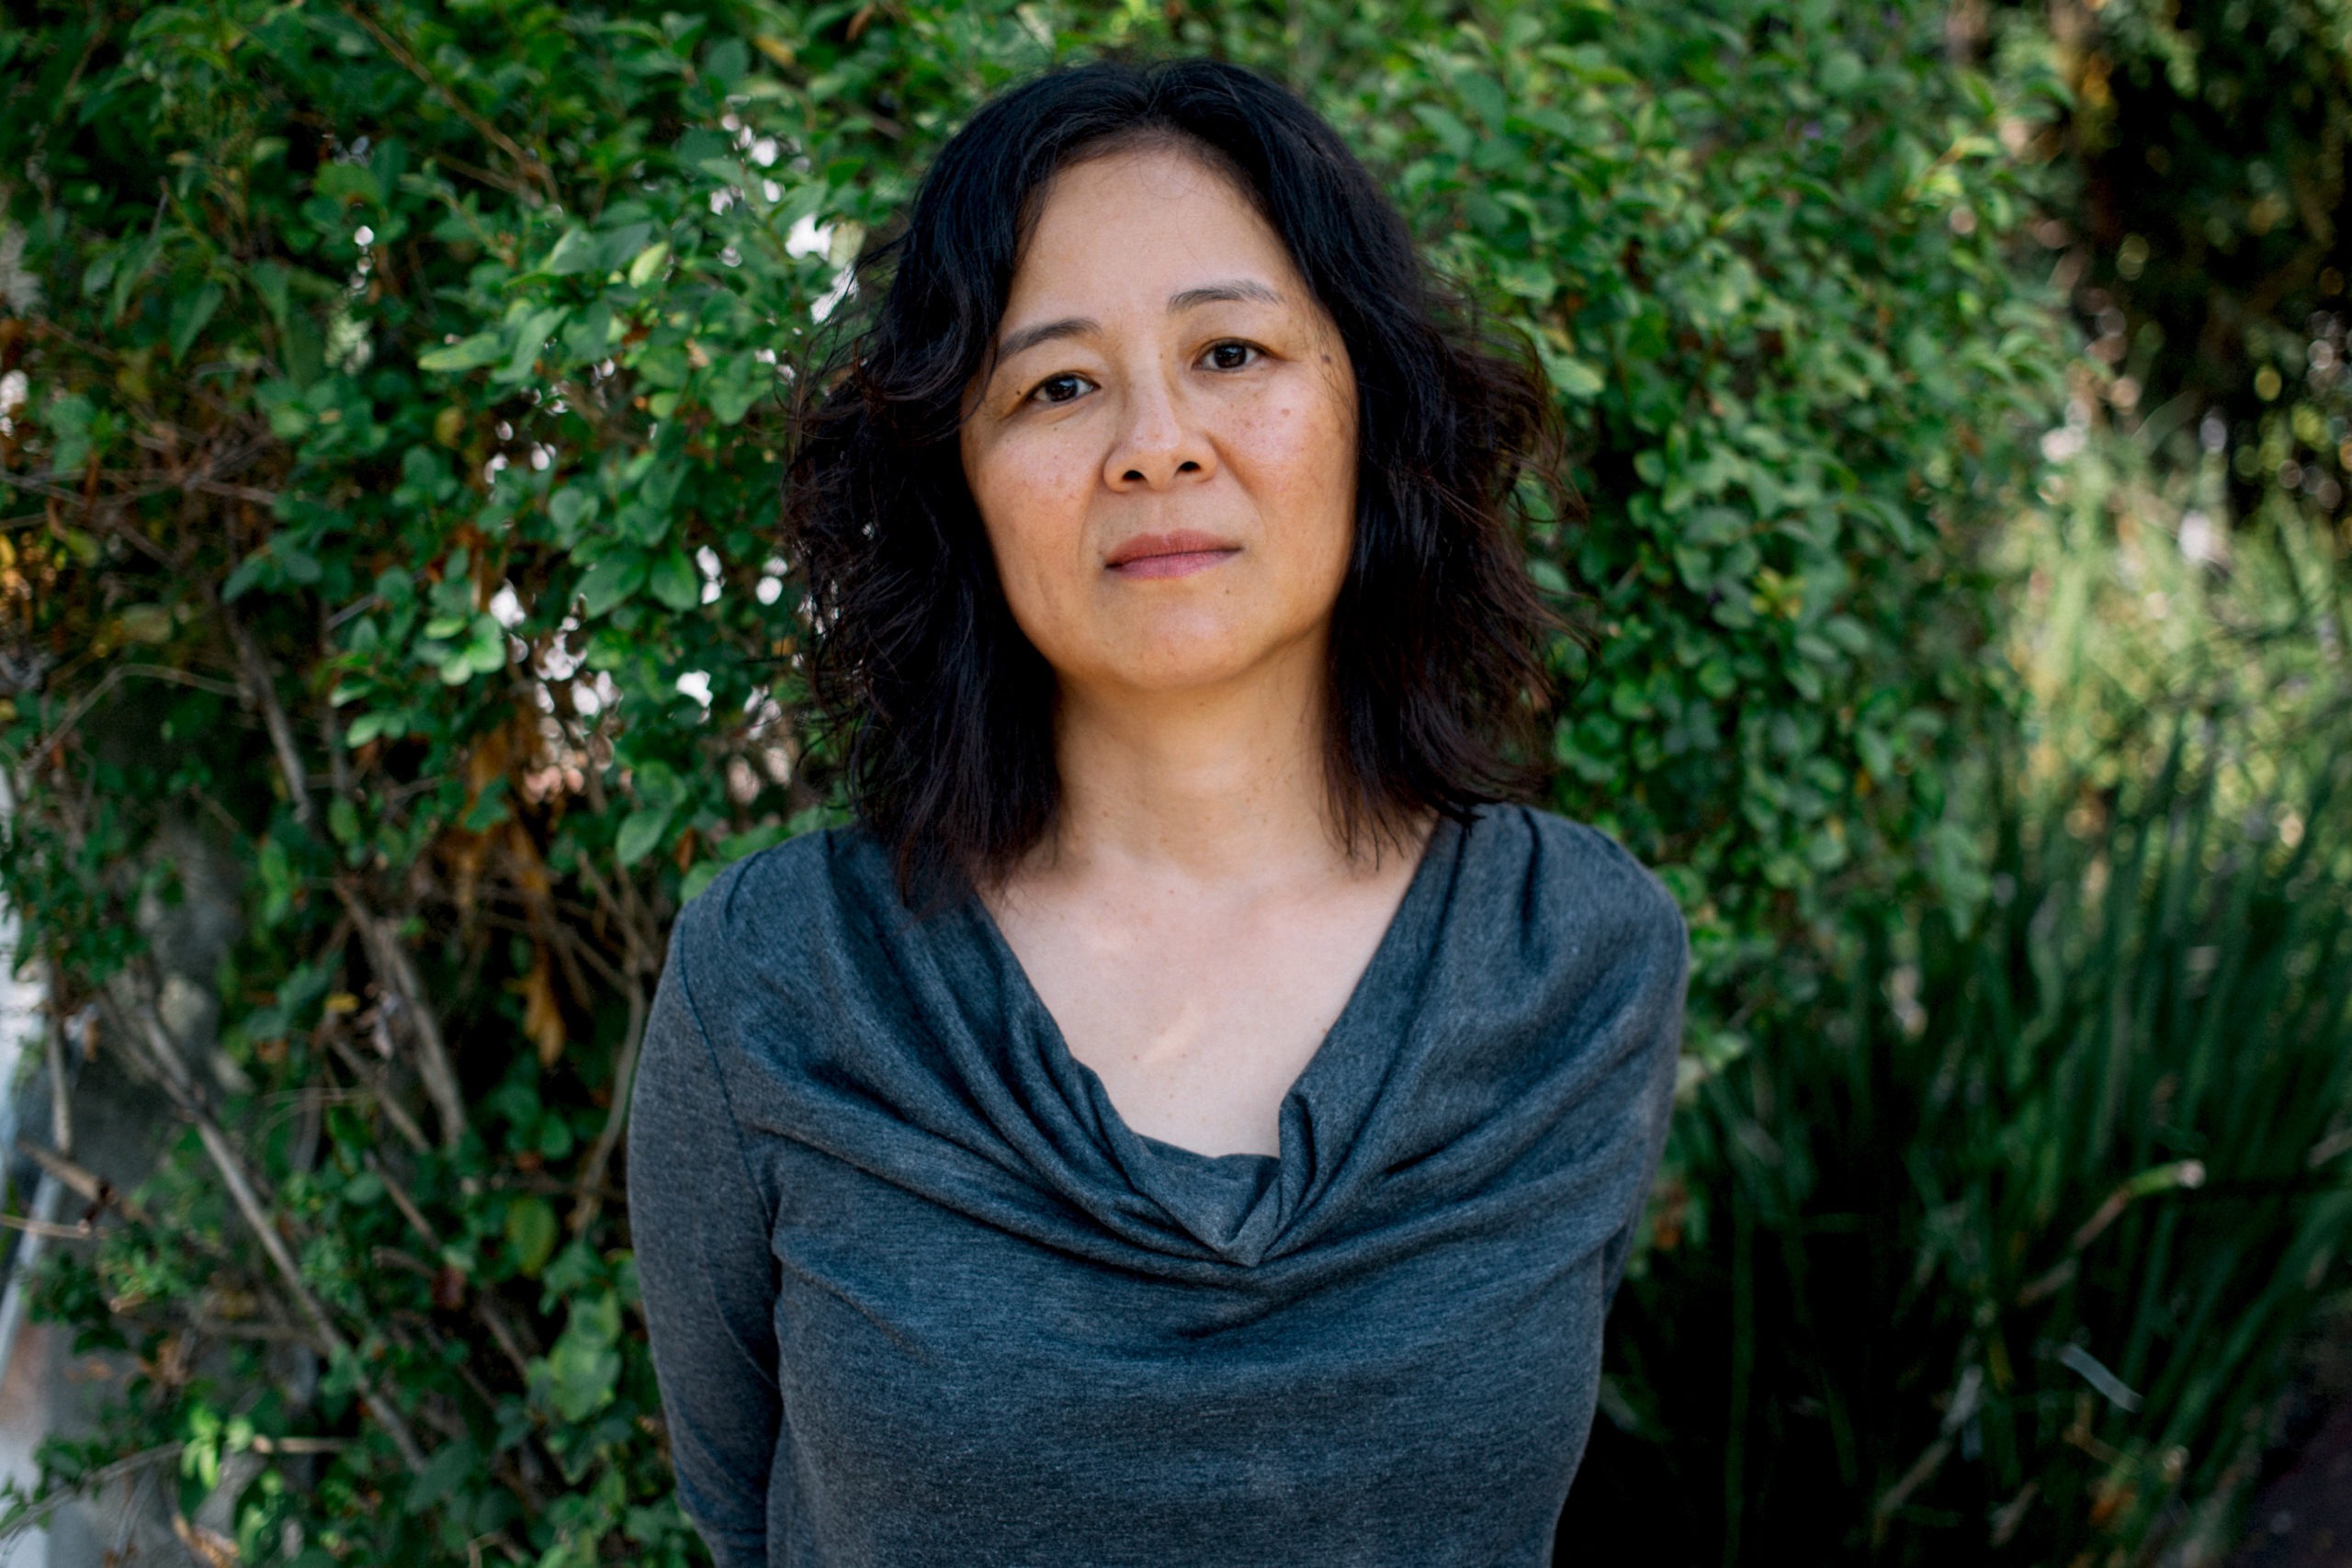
[958,145,1359,703]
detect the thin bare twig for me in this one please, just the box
[17,1138,152,1224]
[223,605,316,829]
[0,1214,97,1241]
[14,663,243,769]
[567,971,646,1234]
[364,1154,441,1252]
[192,1114,427,1472]
[0,1443,185,1545]
[44,997,73,1157]
[338,892,469,1150]
[100,981,429,1474]
[363,1153,537,1377]
[322,1030,433,1155]
[189,1316,317,1344]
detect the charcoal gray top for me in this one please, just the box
[628,804,1687,1568]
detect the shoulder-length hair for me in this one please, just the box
[786,56,1566,900]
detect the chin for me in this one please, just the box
[1092,619,1317,694]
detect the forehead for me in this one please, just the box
[1004,146,1303,317]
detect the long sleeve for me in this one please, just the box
[1593,850,1686,1314]
[628,928,781,1568]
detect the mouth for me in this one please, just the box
[1103,530,1243,580]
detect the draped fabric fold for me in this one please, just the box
[628,803,1687,1568]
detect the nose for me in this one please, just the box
[1102,369,1215,491]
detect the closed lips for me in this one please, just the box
[1104,532,1241,577]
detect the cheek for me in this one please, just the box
[1235,383,1358,584]
[964,435,1096,630]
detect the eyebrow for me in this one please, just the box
[993,278,1286,364]
[1169,278,1283,312]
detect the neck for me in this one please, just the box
[1040,633,1346,890]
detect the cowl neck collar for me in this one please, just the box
[849,814,1468,1269]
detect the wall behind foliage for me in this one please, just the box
[0,1,2058,1562]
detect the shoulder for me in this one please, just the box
[675,821,901,942]
[1418,807,1688,1111]
[662,824,904,1021]
[1456,803,1687,969]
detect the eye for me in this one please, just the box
[1027,371,1095,406]
[1202,340,1260,371]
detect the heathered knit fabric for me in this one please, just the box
[627,803,1687,1568]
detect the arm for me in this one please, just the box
[628,935,781,1568]
[1597,876,1686,1313]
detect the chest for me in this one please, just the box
[762,1160,1609,1567]
[985,872,1411,1158]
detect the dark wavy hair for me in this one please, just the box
[786,57,1566,899]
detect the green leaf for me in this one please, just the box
[167,281,224,365]
[462,614,508,675]
[256,835,297,927]
[492,307,567,385]
[1819,49,1866,96]
[560,302,616,367]
[40,392,95,473]
[703,37,750,88]
[647,546,700,611]
[116,604,173,644]
[1493,257,1555,302]
[249,260,292,329]
[615,807,671,868]
[503,1196,559,1278]
[593,222,654,274]
[540,228,600,276]
[416,333,504,373]
[577,553,648,616]
[461,776,510,832]
[406,1438,478,1514]
[539,1293,624,1422]
[548,486,598,541]
[631,760,686,813]
[707,356,767,425]
[626,241,671,288]
[1411,103,1475,159]
[1543,350,1605,400]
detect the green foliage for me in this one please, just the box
[2028,0,2352,555]
[1577,675,2352,1562]
[1566,419,2352,1561]
[1387,6,2059,955]
[0,0,2075,1562]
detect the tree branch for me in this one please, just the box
[15,663,243,770]
[99,981,429,1475]
[364,1151,537,1377]
[0,1443,185,1546]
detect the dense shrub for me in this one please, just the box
[1566,489,2352,1562]
[2019,0,2352,547]
[0,0,2082,1562]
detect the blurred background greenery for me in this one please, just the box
[0,0,2348,1562]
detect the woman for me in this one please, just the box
[628,56,1687,1568]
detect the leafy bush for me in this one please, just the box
[1567,498,2352,1561]
[0,0,2075,1562]
[2016,0,2352,577]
